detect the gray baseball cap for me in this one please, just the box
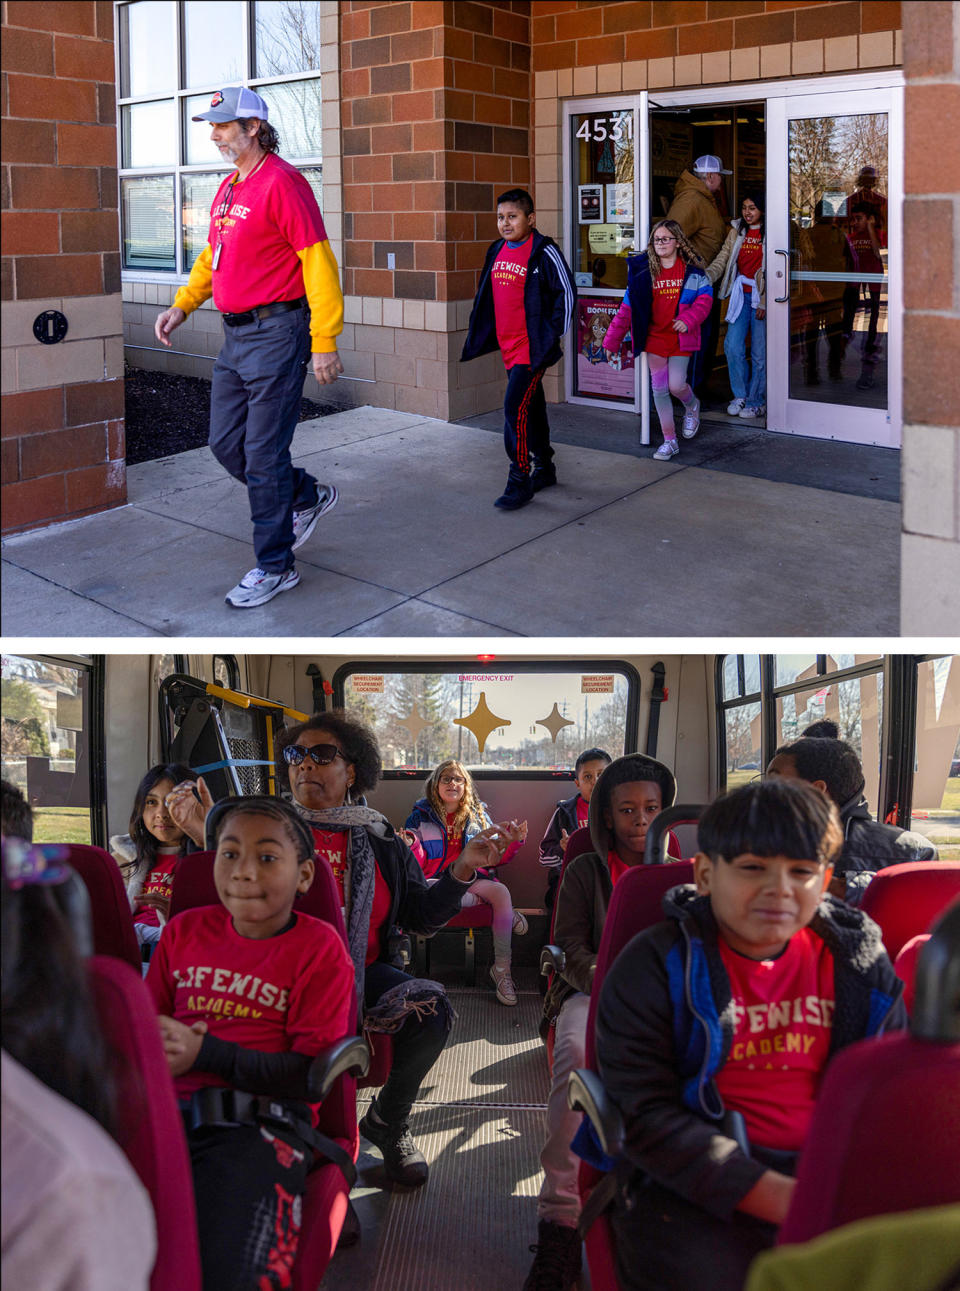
[192,86,269,123]
[693,154,732,175]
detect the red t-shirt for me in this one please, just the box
[310,826,392,966]
[147,903,353,1104]
[491,236,534,367]
[646,259,686,358]
[715,927,836,1151]
[133,849,181,928]
[576,796,589,828]
[208,152,328,314]
[737,228,763,292]
[847,232,883,276]
[444,813,464,868]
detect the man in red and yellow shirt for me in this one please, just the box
[154,86,343,609]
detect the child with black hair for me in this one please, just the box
[538,747,612,914]
[708,191,767,418]
[525,753,680,1291]
[1,778,34,841]
[595,779,906,1291]
[2,837,156,1288]
[147,795,354,1291]
[461,187,576,510]
[110,763,200,955]
[767,731,937,903]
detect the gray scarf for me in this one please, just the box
[292,801,386,1013]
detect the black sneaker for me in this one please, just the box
[494,478,534,510]
[522,1220,582,1291]
[359,1108,428,1187]
[530,465,557,493]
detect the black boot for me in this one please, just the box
[522,1219,582,1291]
[359,1106,429,1187]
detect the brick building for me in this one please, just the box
[2,0,958,627]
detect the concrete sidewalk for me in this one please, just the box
[1,406,900,637]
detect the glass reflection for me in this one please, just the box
[184,0,245,89]
[122,100,177,169]
[122,176,176,271]
[257,79,322,159]
[255,0,322,77]
[182,173,227,264]
[122,0,175,98]
[788,113,888,410]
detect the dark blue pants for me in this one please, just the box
[364,961,451,1127]
[503,363,550,483]
[209,304,318,573]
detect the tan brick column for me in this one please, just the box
[901,0,960,628]
[339,0,531,420]
[2,0,124,535]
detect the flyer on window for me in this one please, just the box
[575,297,635,401]
[577,184,603,224]
[605,183,633,223]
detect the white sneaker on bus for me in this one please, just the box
[490,965,518,1005]
[727,397,746,415]
[225,566,299,608]
[512,910,528,936]
[681,401,701,438]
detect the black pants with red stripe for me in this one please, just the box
[188,1121,311,1291]
[503,362,551,483]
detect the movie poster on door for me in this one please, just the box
[575,297,635,401]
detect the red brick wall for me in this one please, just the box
[531,0,902,70]
[2,0,125,535]
[340,0,531,303]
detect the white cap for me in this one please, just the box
[693,154,732,175]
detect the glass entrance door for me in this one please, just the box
[767,88,902,446]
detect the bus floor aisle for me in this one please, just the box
[320,967,577,1291]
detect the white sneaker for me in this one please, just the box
[653,440,679,460]
[292,484,338,551]
[740,405,765,419]
[225,566,300,608]
[490,965,517,1005]
[727,397,746,415]
[512,910,528,936]
[681,401,701,439]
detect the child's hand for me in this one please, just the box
[672,319,688,333]
[500,819,528,846]
[603,347,616,361]
[157,1015,208,1077]
[165,776,214,847]
[136,891,171,921]
[755,308,765,320]
[398,828,418,848]
[559,828,571,849]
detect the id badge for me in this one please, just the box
[212,242,222,270]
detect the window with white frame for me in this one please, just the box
[116,0,324,275]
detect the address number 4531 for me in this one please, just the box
[575,114,634,143]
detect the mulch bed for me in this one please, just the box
[123,364,336,464]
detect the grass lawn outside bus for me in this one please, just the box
[32,806,91,845]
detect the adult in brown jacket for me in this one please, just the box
[666,155,730,394]
[525,752,679,1291]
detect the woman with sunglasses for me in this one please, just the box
[402,760,529,1006]
[164,711,511,1190]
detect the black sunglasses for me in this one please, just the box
[283,743,349,767]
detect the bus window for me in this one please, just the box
[912,655,960,860]
[336,663,638,773]
[1,655,94,844]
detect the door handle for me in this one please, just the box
[773,249,791,303]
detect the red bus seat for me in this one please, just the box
[893,933,930,1016]
[575,857,696,1291]
[777,899,960,1245]
[62,843,141,972]
[859,861,960,959]
[87,955,202,1291]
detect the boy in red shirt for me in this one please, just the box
[148,796,353,1291]
[595,779,906,1291]
[462,189,576,510]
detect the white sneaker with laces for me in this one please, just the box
[292,484,339,552]
[681,400,701,439]
[490,965,518,1005]
[225,566,300,608]
[726,397,746,415]
[653,440,679,460]
[512,909,528,936]
[739,405,765,419]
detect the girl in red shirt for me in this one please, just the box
[603,220,714,461]
[708,192,767,419]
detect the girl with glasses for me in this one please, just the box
[602,218,713,460]
[403,760,529,1006]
